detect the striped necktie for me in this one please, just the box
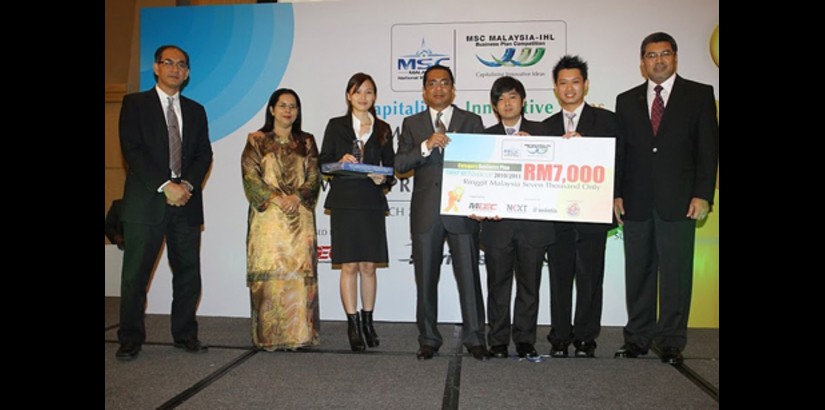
[167,96,182,176]
[651,85,664,136]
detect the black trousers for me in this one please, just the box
[118,206,202,345]
[484,230,544,347]
[546,223,607,344]
[622,211,695,350]
[412,216,485,350]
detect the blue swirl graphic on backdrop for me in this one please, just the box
[140,4,294,142]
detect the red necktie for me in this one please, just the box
[650,85,664,136]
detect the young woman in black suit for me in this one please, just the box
[319,73,395,351]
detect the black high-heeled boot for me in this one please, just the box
[346,313,366,351]
[361,309,380,347]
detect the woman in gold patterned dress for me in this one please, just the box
[241,88,321,351]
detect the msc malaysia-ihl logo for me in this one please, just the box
[476,47,545,67]
[524,143,550,155]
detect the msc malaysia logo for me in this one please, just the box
[476,47,545,67]
[398,38,451,71]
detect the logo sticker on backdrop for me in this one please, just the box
[458,21,565,90]
[476,47,545,67]
[391,20,564,92]
[391,24,455,91]
[397,38,451,75]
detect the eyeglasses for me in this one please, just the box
[425,79,453,89]
[276,103,298,111]
[644,50,675,60]
[157,59,189,70]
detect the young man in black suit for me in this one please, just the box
[480,76,553,359]
[542,55,618,358]
[116,45,214,361]
[395,65,489,361]
[613,33,718,365]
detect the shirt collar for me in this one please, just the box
[647,74,676,96]
[562,103,585,119]
[429,105,454,125]
[502,117,522,133]
[155,85,180,103]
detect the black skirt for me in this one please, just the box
[330,208,389,264]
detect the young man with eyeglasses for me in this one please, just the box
[395,65,489,361]
[116,44,213,361]
[613,32,718,365]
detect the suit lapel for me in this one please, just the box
[146,90,171,161]
[547,113,564,135]
[517,120,528,135]
[343,114,357,141]
[422,109,435,138]
[632,83,656,140]
[447,105,461,132]
[180,96,195,158]
[577,104,594,135]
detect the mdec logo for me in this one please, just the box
[468,203,497,211]
[476,47,545,67]
[398,38,451,70]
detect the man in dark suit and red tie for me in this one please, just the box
[395,65,489,361]
[480,76,554,359]
[542,55,618,359]
[116,45,214,361]
[613,32,719,365]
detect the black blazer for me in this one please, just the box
[615,76,719,221]
[119,88,213,226]
[319,115,394,211]
[544,104,619,233]
[480,119,555,248]
[395,105,485,234]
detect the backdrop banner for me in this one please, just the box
[134,0,719,327]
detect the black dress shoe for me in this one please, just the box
[116,342,141,361]
[660,346,683,365]
[174,339,209,353]
[416,345,436,360]
[573,340,597,358]
[489,344,508,358]
[468,345,489,361]
[516,343,538,358]
[549,342,569,358]
[614,343,648,358]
